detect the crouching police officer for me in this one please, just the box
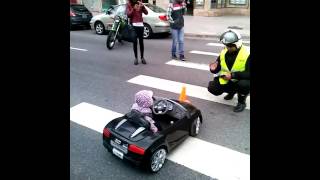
[207,29,250,112]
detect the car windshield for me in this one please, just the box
[145,4,166,13]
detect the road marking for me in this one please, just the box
[206,42,250,47]
[166,60,209,71]
[169,137,250,180]
[70,102,122,133]
[70,47,88,51]
[127,75,250,109]
[70,102,250,180]
[190,50,219,56]
[205,44,250,53]
[206,43,225,47]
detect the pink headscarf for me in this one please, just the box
[131,90,154,114]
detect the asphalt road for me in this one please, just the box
[70,29,250,180]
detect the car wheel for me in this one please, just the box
[148,148,166,173]
[143,23,153,39]
[95,22,105,35]
[190,116,201,137]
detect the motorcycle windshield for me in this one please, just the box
[115,5,126,17]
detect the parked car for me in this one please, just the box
[90,3,170,38]
[70,4,93,29]
[102,96,202,172]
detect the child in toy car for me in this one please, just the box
[131,90,158,133]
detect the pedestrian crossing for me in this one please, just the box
[166,60,209,71]
[127,75,250,109]
[206,42,225,47]
[190,50,220,56]
[71,40,250,180]
[70,102,250,180]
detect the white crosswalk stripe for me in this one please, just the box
[70,102,250,180]
[206,42,250,48]
[206,43,225,47]
[70,47,88,51]
[190,50,219,56]
[127,75,250,109]
[166,60,209,71]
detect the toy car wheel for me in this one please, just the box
[190,116,201,137]
[149,148,167,173]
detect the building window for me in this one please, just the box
[210,0,218,9]
[229,0,247,5]
[195,0,204,8]
[102,0,117,11]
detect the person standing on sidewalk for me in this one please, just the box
[167,0,186,61]
[127,0,148,65]
[207,29,250,112]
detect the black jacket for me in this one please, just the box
[167,2,185,29]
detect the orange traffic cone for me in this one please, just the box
[179,86,190,103]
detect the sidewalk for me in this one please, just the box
[184,15,250,40]
[91,12,250,40]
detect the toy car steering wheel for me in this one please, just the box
[152,99,170,115]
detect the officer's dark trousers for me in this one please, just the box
[207,77,250,97]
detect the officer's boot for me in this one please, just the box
[233,93,247,112]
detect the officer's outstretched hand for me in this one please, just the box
[209,61,218,71]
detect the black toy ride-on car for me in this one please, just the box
[102,96,202,172]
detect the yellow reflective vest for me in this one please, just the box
[219,46,250,85]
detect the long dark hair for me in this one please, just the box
[129,0,139,5]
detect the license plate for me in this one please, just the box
[82,14,87,18]
[110,140,128,153]
[112,148,123,159]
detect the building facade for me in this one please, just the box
[197,0,250,16]
[70,0,249,16]
[157,0,250,16]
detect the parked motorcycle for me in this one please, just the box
[106,6,127,50]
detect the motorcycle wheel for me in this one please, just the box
[106,31,117,50]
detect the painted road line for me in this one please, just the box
[207,42,250,47]
[70,102,250,180]
[205,44,250,53]
[169,136,250,180]
[166,60,209,71]
[127,75,250,109]
[206,43,225,47]
[190,50,219,56]
[165,60,246,79]
[70,47,88,51]
[70,102,122,133]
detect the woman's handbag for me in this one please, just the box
[121,23,137,43]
